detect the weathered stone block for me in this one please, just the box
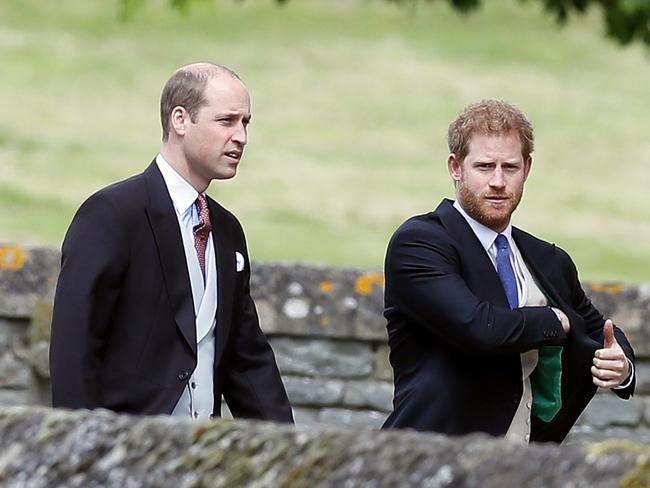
[282,376,344,406]
[0,319,12,350]
[318,408,387,429]
[0,324,13,357]
[586,282,650,357]
[29,298,53,344]
[566,425,650,446]
[0,387,39,406]
[342,380,394,413]
[0,245,59,318]
[1,406,650,487]
[635,360,650,394]
[374,344,393,381]
[251,262,386,340]
[577,393,644,428]
[18,341,50,379]
[0,318,29,351]
[0,351,32,389]
[13,297,54,379]
[271,338,373,378]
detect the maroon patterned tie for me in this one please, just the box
[193,194,212,280]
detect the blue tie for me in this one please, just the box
[495,234,518,309]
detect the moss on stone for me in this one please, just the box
[584,440,650,488]
[29,298,53,344]
[586,439,650,456]
[619,457,650,488]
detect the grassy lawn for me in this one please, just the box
[1,0,649,283]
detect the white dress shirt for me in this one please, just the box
[156,154,218,420]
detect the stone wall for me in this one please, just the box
[1,406,649,487]
[0,245,649,445]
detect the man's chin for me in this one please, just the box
[474,208,511,233]
[214,169,238,180]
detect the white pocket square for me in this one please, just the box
[235,251,245,272]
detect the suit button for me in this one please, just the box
[512,394,519,405]
[178,371,189,381]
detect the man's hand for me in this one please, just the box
[551,307,570,333]
[592,320,631,389]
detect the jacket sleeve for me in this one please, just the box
[385,223,566,355]
[561,249,636,399]
[50,193,128,409]
[222,230,293,423]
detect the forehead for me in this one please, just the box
[466,132,523,160]
[201,75,251,113]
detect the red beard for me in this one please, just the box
[457,179,523,233]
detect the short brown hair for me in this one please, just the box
[160,62,241,141]
[447,99,534,161]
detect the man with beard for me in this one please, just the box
[381,99,635,443]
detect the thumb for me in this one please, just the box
[603,319,617,348]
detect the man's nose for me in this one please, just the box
[489,168,505,188]
[232,123,247,145]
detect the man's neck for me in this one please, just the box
[159,145,208,193]
[452,199,513,253]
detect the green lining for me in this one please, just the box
[530,345,563,422]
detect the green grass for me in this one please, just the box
[1,0,649,282]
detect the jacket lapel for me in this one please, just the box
[512,229,565,310]
[207,197,236,365]
[436,199,510,307]
[143,162,197,355]
[513,229,592,337]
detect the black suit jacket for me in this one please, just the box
[382,199,635,442]
[50,161,293,422]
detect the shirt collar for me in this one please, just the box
[155,154,200,216]
[452,199,514,252]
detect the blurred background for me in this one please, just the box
[1,0,649,282]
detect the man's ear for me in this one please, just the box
[523,155,533,182]
[170,106,188,137]
[448,153,462,182]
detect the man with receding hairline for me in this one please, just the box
[50,63,293,422]
[382,99,635,443]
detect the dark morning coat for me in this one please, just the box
[381,199,635,442]
[50,161,293,422]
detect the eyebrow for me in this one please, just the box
[214,112,252,122]
[473,158,522,164]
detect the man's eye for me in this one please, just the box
[217,118,234,125]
